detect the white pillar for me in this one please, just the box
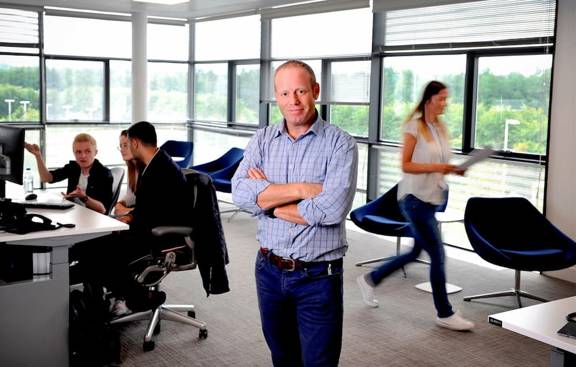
[132,12,147,122]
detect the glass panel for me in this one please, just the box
[0,8,39,45]
[235,64,260,124]
[45,124,188,170]
[194,63,227,122]
[271,8,372,58]
[270,60,321,100]
[148,62,188,122]
[330,61,370,103]
[46,59,104,121]
[110,60,131,123]
[0,55,40,122]
[475,55,552,154]
[330,105,369,137]
[191,128,250,166]
[195,15,260,61]
[381,55,466,149]
[44,16,131,58]
[148,23,189,61]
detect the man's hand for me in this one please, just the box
[114,202,133,216]
[62,185,87,201]
[24,143,42,157]
[248,167,267,180]
[299,183,322,199]
[117,214,133,224]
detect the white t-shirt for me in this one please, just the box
[78,173,89,192]
[119,186,136,207]
[397,118,451,205]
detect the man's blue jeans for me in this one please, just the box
[255,251,344,367]
[369,194,454,318]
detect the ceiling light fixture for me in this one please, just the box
[133,0,189,5]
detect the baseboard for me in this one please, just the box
[545,266,576,283]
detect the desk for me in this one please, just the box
[0,203,128,367]
[489,296,576,367]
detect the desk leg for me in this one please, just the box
[550,347,576,367]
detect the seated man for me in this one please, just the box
[95,121,189,312]
[25,133,113,214]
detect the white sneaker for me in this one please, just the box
[436,312,474,331]
[356,273,379,308]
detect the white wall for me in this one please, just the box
[545,0,576,282]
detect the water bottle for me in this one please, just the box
[23,168,34,194]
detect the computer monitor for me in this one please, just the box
[0,126,25,199]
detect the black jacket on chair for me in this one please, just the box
[185,170,230,296]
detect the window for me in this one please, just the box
[195,15,260,61]
[44,16,131,58]
[271,8,372,58]
[475,55,552,155]
[381,55,466,148]
[148,23,189,61]
[235,64,260,124]
[0,56,40,122]
[46,59,105,121]
[194,63,227,122]
[329,60,370,137]
[148,62,188,122]
[110,60,131,123]
[0,7,39,54]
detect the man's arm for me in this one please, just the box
[248,167,322,210]
[24,143,53,183]
[297,133,358,226]
[273,204,307,225]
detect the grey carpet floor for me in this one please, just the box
[119,210,576,366]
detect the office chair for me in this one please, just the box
[190,147,245,220]
[160,140,194,169]
[350,184,447,273]
[110,174,208,351]
[108,167,125,215]
[464,197,576,307]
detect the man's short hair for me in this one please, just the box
[73,133,97,148]
[127,121,157,147]
[274,60,317,89]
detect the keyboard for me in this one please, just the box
[15,200,75,210]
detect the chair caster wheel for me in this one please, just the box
[143,340,155,352]
[187,311,196,318]
[199,329,208,339]
[153,323,161,335]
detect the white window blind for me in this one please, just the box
[377,0,556,51]
[0,8,39,46]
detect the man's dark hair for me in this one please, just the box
[127,121,157,147]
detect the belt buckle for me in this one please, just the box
[283,258,296,271]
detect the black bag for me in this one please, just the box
[69,283,120,367]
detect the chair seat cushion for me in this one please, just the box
[359,215,411,236]
[500,247,574,271]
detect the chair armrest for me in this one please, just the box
[151,226,193,237]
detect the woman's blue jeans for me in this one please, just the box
[369,194,454,318]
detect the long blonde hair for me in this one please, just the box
[120,130,143,193]
[404,81,448,142]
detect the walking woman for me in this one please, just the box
[356,81,474,331]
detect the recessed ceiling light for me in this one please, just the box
[133,0,189,5]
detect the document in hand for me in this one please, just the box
[456,146,495,170]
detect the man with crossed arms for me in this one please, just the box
[232,60,358,367]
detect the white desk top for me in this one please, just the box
[0,194,128,244]
[489,296,576,354]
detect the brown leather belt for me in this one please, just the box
[260,248,307,271]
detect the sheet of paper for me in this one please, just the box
[457,147,495,170]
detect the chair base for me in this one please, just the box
[111,303,207,351]
[463,270,548,308]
